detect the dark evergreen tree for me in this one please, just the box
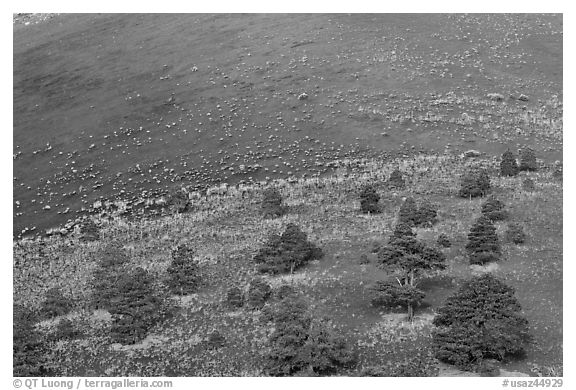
[500,150,519,177]
[398,197,418,226]
[166,244,200,295]
[226,287,244,308]
[505,223,527,244]
[247,278,272,309]
[80,219,100,242]
[39,287,72,320]
[167,188,189,213]
[254,224,323,274]
[519,147,537,172]
[377,223,446,320]
[459,169,491,198]
[522,178,535,192]
[13,304,52,376]
[359,184,381,214]
[90,242,130,310]
[108,267,171,345]
[465,215,501,265]
[432,273,531,370]
[415,200,439,227]
[481,196,508,221]
[437,233,451,248]
[263,296,355,376]
[388,169,406,190]
[262,188,285,218]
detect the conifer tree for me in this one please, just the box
[166,244,200,295]
[481,196,508,221]
[465,215,501,264]
[432,273,531,370]
[262,188,285,218]
[359,184,381,214]
[519,147,537,171]
[388,169,406,189]
[500,150,519,177]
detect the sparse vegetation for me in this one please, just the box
[433,274,531,370]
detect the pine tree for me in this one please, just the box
[39,287,72,320]
[247,278,272,308]
[459,169,491,198]
[388,169,406,190]
[481,196,508,221]
[359,184,381,214]
[254,223,323,274]
[166,244,200,295]
[500,150,519,177]
[432,273,531,370]
[519,147,537,171]
[465,215,501,264]
[398,197,418,225]
[262,188,285,218]
[505,223,527,244]
[416,200,438,227]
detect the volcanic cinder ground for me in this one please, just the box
[13,14,562,238]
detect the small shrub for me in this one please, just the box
[500,150,519,177]
[50,318,83,342]
[432,273,531,370]
[80,219,100,241]
[358,254,370,264]
[481,196,508,221]
[254,223,323,274]
[167,188,189,213]
[505,223,527,244]
[522,178,535,192]
[226,287,244,308]
[552,161,563,181]
[465,215,501,265]
[247,278,272,309]
[459,169,491,198]
[39,287,73,320]
[388,169,406,189]
[275,284,297,300]
[519,147,537,171]
[437,233,451,248]
[262,188,285,218]
[166,244,200,295]
[207,331,226,349]
[359,184,381,214]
